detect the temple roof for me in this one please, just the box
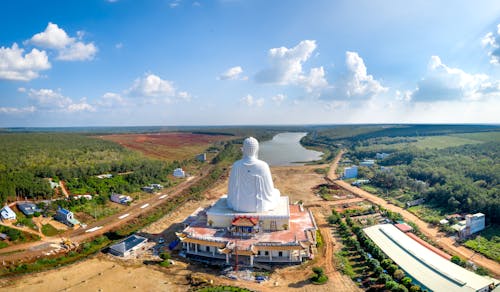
[232,216,259,226]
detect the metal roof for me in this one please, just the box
[109,234,148,254]
[364,224,497,292]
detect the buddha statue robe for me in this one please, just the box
[227,137,280,212]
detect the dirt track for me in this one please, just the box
[328,151,500,279]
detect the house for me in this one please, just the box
[451,213,485,239]
[49,180,59,189]
[141,186,155,193]
[360,159,375,167]
[375,153,390,160]
[343,166,358,179]
[110,193,132,205]
[173,168,186,178]
[0,206,16,221]
[150,184,163,190]
[395,223,413,233]
[17,202,41,216]
[0,233,8,240]
[351,179,370,187]
[54,207,80,227]
[108,234,148,257]
[406,198,425,208]
[196,153,207,162]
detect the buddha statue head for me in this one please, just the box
[242,137,259,159]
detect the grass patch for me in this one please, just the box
[360,185,379,194]
[464,225,500,262]
[335,250,355,278]
[412,135,482,149]
[407,205,445,225]
[41,224,63,237]
[0,242,8,249]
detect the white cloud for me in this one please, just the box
[178,91,192,101]
[97,92,125,107]
[411,56,494,102]
[218,66,247,80]
[67,98,96,112]
[271,93,286,104]
[170,0,181,8]
[255,40,327,91]
[0,43,51,81]
[241,94,264,107]
[128,74,176,98]
[28,88,73,108]
[482,24,500,65]
[342,51,387,98]
[26,88,95,112]
[115,42,123,49]
[0,106,36,114]
[27,22,97,61]
[320,51,386,100]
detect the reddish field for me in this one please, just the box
[97,132,234,161]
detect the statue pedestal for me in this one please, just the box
[207,196,290,231]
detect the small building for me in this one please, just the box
[196,153,207,162]
[351,179,370,187]
[108,234,148,257]
[360,159,375,167]
[49,180,59,189]
[110,193,132,205]
[72,194,92,200]
[173,168,186,178]
[343,166,358,179]
[96,174,113,179]
[466,213,485,234]
[0,206,16,221]
[141,186,155,193]
[150,184,163,190]
[0,233,8,240]
[395,223,413,233]
[54,207,80,227]
[375,152,390,160]
[17,202,41,217]
[380,166,392,172]
[406,198,425,208]
[439,219,449,225]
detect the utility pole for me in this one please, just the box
[234,239,238,272]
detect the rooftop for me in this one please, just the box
[206,196,289,219]
[364,224,497,292]
[109,234,148,254]
[182,204,315,251]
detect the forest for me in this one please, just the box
[348,136,500,225]
[0,133,180,204]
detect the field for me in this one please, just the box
[97,132,234,161]
[465,225,500,262]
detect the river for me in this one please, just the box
[258,132,323,166]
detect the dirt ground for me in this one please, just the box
[97,132,233,161]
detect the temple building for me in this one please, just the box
[177,137,317,267]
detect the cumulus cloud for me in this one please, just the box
[97,92,125,107]
[271,93,286,104]
[341,51,387,98]
[241,94,264,107]
[255,40,327,91]
[482,24,500,65]
[127,74,176,98]
[27,22,97,61]
[27,88,95,112]
[0,43,51,81]
[218,66,247,80]
[411,56,495,102]
[320,51,387,100]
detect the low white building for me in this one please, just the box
[0,206,16,221]
[360,159,375,167]
[109,234,148,257]
[173,168,186,178]
[110,193,132,205]
[343,166,358,179]
[375,152,390,160]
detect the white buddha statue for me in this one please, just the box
[227,137,281,212]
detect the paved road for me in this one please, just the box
[0,165,213,262]
[328,151,500,279]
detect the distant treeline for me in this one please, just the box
[0,133,182,203]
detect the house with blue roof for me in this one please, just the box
[54,207,80,227]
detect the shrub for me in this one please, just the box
[401,276,412,287]
[159,260,170,267]
[160,251,171,260]
[393,269,405,281]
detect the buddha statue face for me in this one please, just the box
[242,137,259,159]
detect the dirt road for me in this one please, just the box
[328,152,500,278]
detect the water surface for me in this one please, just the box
[258,132,323,166]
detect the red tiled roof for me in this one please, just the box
[395,223,412,232]
[232,216,259,226]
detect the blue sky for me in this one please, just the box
[1,0,500,126]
